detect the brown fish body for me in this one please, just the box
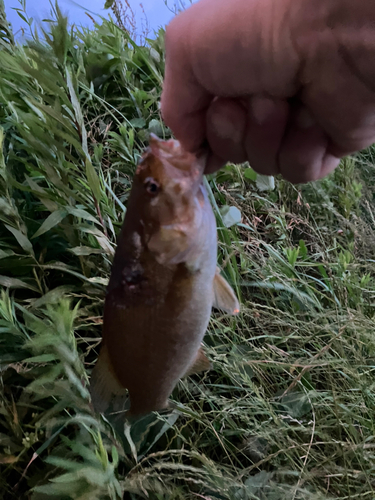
[90,135,239,418]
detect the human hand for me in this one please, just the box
[161,0,375,183]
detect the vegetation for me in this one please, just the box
[1,3,375,499]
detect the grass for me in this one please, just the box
[1,3,375,499]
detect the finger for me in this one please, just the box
[244,96,290,176]
[161,0,299,153]
[278,107,340,184]
[205,152,227,175]
[206,98,247,164]
[298,22,375,157]
[161,11,212,153]
[303,78,375,158]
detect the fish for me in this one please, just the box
[90,134,240,419]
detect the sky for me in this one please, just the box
[3,0,193,39]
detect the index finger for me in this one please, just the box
[161,9,212,152]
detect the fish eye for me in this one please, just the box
[144,177,160,196]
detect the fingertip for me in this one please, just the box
[160,89,209,153]
[244,96,289,176]
[206,97,247,164]
[281,152,340,184]
[318,153,341,180]
[161,11,212,154]
[204,152,226,174]
[278,106,337,184]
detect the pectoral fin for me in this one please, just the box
[184,346,212,377]
[213,267,240,315]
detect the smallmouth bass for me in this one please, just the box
[90,134,239,418]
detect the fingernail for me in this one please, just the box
[296,108,315,129]
[211,113,241,142]
[251,96,276,124]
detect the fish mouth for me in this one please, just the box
[146,134,208,175]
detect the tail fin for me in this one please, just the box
[89,344,128,415]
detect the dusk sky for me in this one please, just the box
[4,0,195,39]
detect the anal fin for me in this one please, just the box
[213,267,240,315]
[184,346,212,377]
[89,344,128,415]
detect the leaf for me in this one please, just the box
[87,276,108,286]
[0,276,38,292]
[0,249,15,259]
[243,167,257,181]
[0,127,6,176]
[16,11,28,24]
[137,411,179,460]
[242,280,321,309]
[148,119,163,137]
[69,246,104,256]
[150,48,161,63]
[33,425,67,460]
[66,207,98,224]
[245,471,273,494]
[66,68,88,157]
[220,206,242,228]
[31,286,74,308]
[32,479,87,496]
[85,158,102,202]
[23,353,58,363]
[96,236,115,256]
[5,225,34,255]
[44,456,81,471]
[129,117,146,129]
[279,391,312,419]
[32,209,67,238]
[124,422,138,462]
[104,0,115,7]
[39,263,108,288]
[256,174,275,192]
[23,97,47,123]
[299,239,308,258]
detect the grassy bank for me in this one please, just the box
[1,5,375,499]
